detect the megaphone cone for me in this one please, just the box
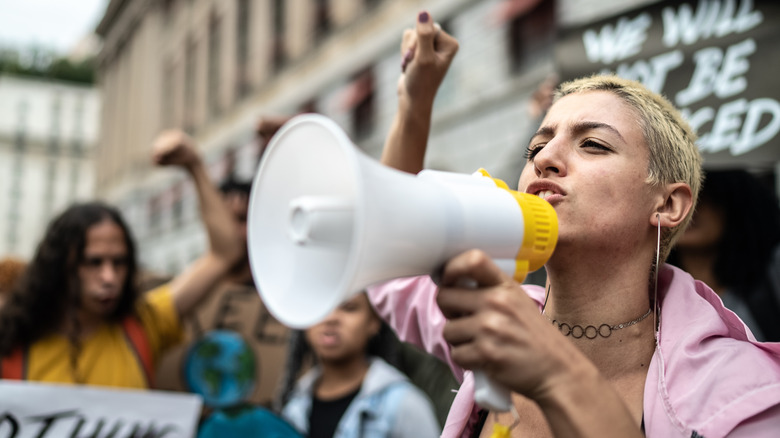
[248,114,557,329]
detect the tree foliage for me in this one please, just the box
[0,47,95,85]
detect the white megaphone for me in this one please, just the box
[247,114,557,412]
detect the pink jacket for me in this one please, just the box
[367,264,780,437]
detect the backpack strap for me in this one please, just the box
[121,316,154,387]
[0,347,26,380]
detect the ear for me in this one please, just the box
[367,314,382,338]
[650,182,693,228]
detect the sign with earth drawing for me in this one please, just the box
[183,330,256,408]
[155,282,290,408]
[555,0,780,169]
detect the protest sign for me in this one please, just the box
[0,381,201,438]
[556,0,780,168]
[155,281,289,408]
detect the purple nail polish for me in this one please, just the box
[401,48,413,72]
[419,11,429,23]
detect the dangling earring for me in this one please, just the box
[653,213,661,341]
[541,283,551,315]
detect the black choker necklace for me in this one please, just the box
[543,308,653,339]
[541,285,653,339]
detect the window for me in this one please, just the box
[69,161,80,203]
[162,0,176,24]
[299,99,318,114]
[272,0,286,71]
[222,148,237,182]
[171,183,183,229]
[44,159,57,217]
[149,194,164,235]
[184,37,197,133]
[49,95,62,153]
[6,154,23,252]
[507,0,556,73]
[314,0,331,40]
[9,156,23,203]
[166,259,180,276]
[72,96,84,154]
[348,68,375,141]
[235,0,251,98]
[162,61,175,129]
[14,100,28,152]
[5,219,17,252]
[208,12,222,118]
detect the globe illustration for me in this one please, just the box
[184,330,256,408]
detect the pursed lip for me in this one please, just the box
[96,295,119,306]
[96,288,120,300]
[317,329,341,347]
[525,180,566,203]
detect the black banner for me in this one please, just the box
[556,0,780,168]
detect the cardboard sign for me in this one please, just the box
[0,381,201,438]
[155,280,290,407]
[556,0,780,168]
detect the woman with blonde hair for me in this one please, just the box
[368,11,780,437]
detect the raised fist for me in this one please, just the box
[151,129,201,169]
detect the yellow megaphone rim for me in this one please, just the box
[476,169,558,283]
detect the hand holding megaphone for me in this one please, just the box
[439,276,514,412]
[247,114,557,412]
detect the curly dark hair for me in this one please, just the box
[0,202,139,358]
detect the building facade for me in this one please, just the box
[95,0,778,275]
[0,74,100,259]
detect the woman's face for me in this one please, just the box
[518,91,659,253]
[305,293,380,364]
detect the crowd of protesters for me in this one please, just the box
[1,9,780,438]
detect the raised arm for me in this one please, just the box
[369,8,463,381]
[151,130,244,316]
[381,11,459,173]
[369,9,463,377]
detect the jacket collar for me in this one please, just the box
[646,264,780,436]
[292,357,407,400]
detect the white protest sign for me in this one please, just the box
[0,381,202,438]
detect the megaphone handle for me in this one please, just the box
[452,277,513,412]
[474,370,513,412]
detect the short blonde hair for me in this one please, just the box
[555,74,702,263]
